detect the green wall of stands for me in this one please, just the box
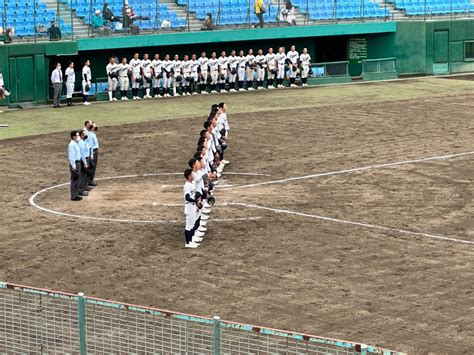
[1,19,474,106]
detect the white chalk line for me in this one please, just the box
[228,202,474,245]
[28,172,266,224]
[222,151,474,190]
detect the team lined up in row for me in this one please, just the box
[105,46,312,101]
[67,121,100,201]
[182,102,230,248]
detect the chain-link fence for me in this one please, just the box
[0,281,404,354]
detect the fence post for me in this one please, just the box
[213,315,221,355]
[77,292,87,355]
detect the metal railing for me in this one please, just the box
[362,58,397,74]
[313,61,350,77]
[0,281,404,354]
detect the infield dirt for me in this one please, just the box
[1,78,473,354]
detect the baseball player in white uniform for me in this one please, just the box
[151,54,163,98]
[237,50,247,91]
[161,54,173,97]
[217,51,228,93]
[64,61,75,106]
[255,49,266,90]
[245,49,256,90]
[287,45,299,87]
[198,51,209,94]
[227,50,238,92]
[106,57,119,102]
[189,54,199,95]
[299,47,311,87]
[265,47,277,89]
[183,169,200,249]
[118,57,130,100]
[275,47,287,88]
[129,53,142,99]
[181,54,192,96]
[141,53,153,98]
[208,52,219,94]
[171,54,183,96]
[81,60,91,105]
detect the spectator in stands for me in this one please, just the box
[92,10,109,32]
[48,21,61,41]
[280,1,296,26]
[4,27,14,43]
[103,2,121,27]
[253,0,267,28]
[201,13,214,31]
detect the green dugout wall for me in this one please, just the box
[1,20,474,106]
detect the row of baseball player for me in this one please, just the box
[105,46,312,100]
[182,102,230,248]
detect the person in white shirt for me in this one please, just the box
[51,62,63,108]
[208,52,219,94]
[265,47,277,89]
[171,54,182,96]
[64,61,75,106]
[141,53,153,99]
[286,45,299,87]
[237,50,247,92]
[275,47,287,88]
[227,50,238,92]
[151,53,163,98]
[299,47,312,87]
[189,53,199,95]
[181,54,192,96]
[217,51,228,93]
[118,57,130,100]
[161,54,173,97]
[255,49,267,90]
[183,169,200,249]
[82,60,91,105]
[129,53,142,99]
[245,49,256,90]
[106,57,119,102]
[197,51,209,94]
[217,102,230,164]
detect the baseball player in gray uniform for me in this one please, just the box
[82,60,91,105]
[217,51,228,93]
[198,51,209,94]
[162,54,173,97]
[141,53,153,99]
[208,52,219,94]
[227,50,238,92]
[118,57,130,100]
[245,49,256,90]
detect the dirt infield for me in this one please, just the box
[1,78,473,354]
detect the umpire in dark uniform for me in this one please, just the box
[68,131,82,201]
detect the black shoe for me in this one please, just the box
[89,181,97,186]
[71,196,82,201]
[84,187,92,191]
[79,191,89,196]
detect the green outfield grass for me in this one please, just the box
[0,77,471,141]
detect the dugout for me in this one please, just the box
[2,19,474,107]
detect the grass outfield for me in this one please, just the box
[0,77,473,140]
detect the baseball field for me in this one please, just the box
[0,76,473,353]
